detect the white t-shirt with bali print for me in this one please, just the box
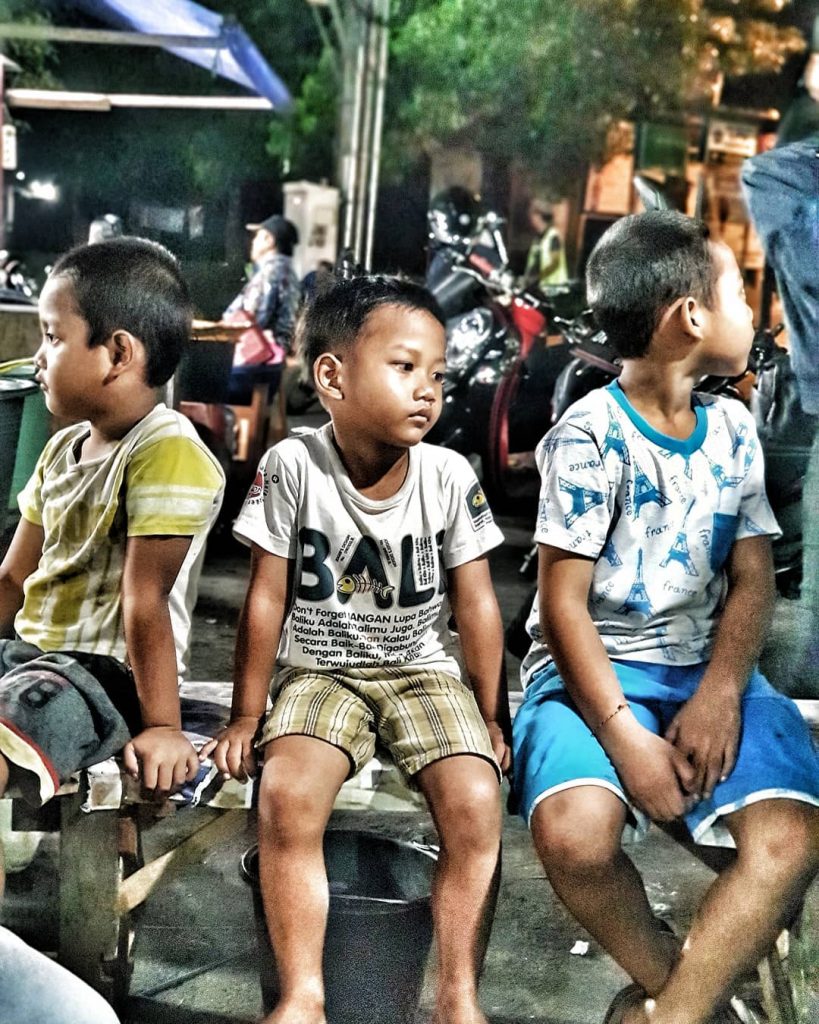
[234,423,505,679]
[521,381,780,687]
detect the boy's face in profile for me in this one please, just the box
[35,275,110,421]
[697,241,754,377]
[339,304,446,449]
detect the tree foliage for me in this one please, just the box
[388,0,807,192]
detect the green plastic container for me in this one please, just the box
[0,378,38,531]
[0,360,50,519]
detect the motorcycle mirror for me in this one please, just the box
[633,174,670,212]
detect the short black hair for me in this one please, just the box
[296,274,445,381]
[50,236,192,387]
[586,210,718,360]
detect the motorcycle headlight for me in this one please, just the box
[445,307,494,380]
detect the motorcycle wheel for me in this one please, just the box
[483,364,536,508]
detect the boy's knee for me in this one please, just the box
[736,802,819,885]
[257,760,323,838]
[429,773,501,850]
[532,798,622,876]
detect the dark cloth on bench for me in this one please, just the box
[0,640,138,806]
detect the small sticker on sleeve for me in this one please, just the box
[246,468,268,505]
[465,481,493,531]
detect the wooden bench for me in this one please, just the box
[3,681,423,1009]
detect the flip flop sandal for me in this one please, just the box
[602,983,646,1024]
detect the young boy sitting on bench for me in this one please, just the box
[512,211,819,1024]
[0,238,225,897]
[204,274,512,1024]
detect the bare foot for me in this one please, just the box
[259,993,326,1024]
[431,989,488,1024]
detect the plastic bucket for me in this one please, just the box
[0,362,50,513]
[0,376,39,531]
[241,829,437,1024]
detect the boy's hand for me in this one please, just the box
[608,723,697,822]
[665,687,741,801]
[485,720,512,776]
[199,716,259,782]
[122,727,200,798]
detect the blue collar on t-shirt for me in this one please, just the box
[605,380,708,456]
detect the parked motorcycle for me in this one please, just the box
[425,209,583,503]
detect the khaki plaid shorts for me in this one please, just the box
[258,665,499,783]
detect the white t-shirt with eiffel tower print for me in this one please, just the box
[233,423,504,677]
[521,381,780,686]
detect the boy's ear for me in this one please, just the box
[313,353,344,402]
[102,329,142,383]
[679,296,705,341]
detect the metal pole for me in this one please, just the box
[342,13,366,254]
[364,0,389,271]
[0,24,228,49]
[354,6,377,265]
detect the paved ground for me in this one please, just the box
[3,507,818,1023]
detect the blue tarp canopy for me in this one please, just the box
[71,0,292,110]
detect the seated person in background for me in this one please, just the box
[512,211,819,1024]
[0,238,225,900]
[223,214,301,407]
[203,275,512,1024]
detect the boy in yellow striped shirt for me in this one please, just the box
[0,238,224,894]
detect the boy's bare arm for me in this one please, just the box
[539,544,695,821]
[120,534,199,796]
[199,545,291,781]
[0,518,43,637]
[665,535,776,800]
[447,555,511,773]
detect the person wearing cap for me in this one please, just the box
[223,214,301,406]
[523,199,568,290]
[87,213,123,244]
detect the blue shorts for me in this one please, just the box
[512,660,819,843]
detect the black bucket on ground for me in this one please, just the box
[240,829,437,1024]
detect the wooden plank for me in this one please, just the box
[115,809,243,917]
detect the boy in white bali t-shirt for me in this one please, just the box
[203,274,511,1024]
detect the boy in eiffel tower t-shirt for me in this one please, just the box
[513,211,819,1024]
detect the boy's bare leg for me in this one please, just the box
[623,799,819,1024]
[416,754,502,1024]
[256,735,350,1024]
[532,786,680,997]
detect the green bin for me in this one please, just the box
[0,378,38,531]
[0,360,50,522]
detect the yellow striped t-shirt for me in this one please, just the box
[15,403,225,672]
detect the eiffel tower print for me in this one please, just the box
[540,434,595,456]
[559,477,606,528]
[660,498,699,576]
[632,462,672,518]
[601,537,623,567]
[601,411,631,464]
[726,417,749,457]
[616,549,654,617]
[743,437,757,475]
[705,452,743,491]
